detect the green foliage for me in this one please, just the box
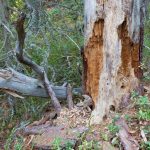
[100,132,109,141]
[52,137,75,150]
[108,123,120,135]
[138,109,150,121]
[78,140,101,150]
[135,96,150,121]
[141,141,150,150]
[64,141,74,150]
[124,114,132,122]
[111,137,120,147]
[140,125,150,149]
[13,137,24,150]
[143,4,150,81]
[107,115,120,135]
[0,1,84,149]
[137,96,149,105]
[52,137,62,150]
[4,127,16,150]
[131,92,150,121]
[4,127,24,150]
[130,91,150,148]
[0,97,49,141]
[0,1,149,150]
[131,90,139,100]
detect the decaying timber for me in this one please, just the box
[0,68,82,99]
[84,0,146,123]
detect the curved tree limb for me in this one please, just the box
[15,13,61,114]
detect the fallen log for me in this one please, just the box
[0,68,82,99]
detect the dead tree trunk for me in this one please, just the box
[83,0,146,124]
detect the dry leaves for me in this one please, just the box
[54,106,91,128]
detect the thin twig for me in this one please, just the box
[144,45,150,51]
[0,22,14,38]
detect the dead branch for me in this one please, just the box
[15,13,61,114]
[67,83,74,109]
[0,68,82,98]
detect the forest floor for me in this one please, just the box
[0,81,150,150]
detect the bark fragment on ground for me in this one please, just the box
[102,141,118,150]
[115,118,139,150]
[31,126,87,149]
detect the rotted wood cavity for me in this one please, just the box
[117,19,142,78]
[83,19,104,103]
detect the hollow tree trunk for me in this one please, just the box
[83,0,146,124]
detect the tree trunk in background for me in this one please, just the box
[0,0,11,65]
[83,0,145,124]
[0,0,9,47]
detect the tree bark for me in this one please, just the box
[84,0,146,124]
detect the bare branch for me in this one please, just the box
[15,13,61,114]
[67,84,74,109]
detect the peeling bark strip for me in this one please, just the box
[15,13,61,114]
[84,0,146,124]
[115,118,139,150]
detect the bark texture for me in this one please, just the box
[84,0,146,124]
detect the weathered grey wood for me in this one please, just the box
[0,68,82,99]
[84,0,146,124]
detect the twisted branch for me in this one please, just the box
[15,13,61,114]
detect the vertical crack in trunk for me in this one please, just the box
[83,19,104,104]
